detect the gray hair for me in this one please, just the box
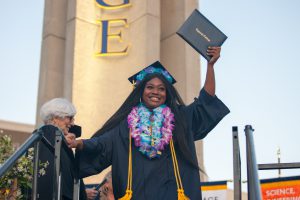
[40,98,76,124]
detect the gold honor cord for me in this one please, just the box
[119,129,133,200]
[132,80,136,90]
[119,132,189,200]
[170,139,190,200]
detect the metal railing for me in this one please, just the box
[258,162,300,170]
[232,126,242,200]
[0,130,43,177]
[0,125,79,200]
[232,125,263,200]
[232,125,300,200]
[244,125,262,200]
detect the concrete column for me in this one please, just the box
[160,0,206,181]
[36,0,68,125]
[70,1,161,139]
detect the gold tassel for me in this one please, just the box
[118,189,133,200]
[177,189,190,200]
[119,130,133,200]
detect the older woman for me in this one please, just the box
[40,98,77,143]
[71,47,229,199]
[39,98,99,200]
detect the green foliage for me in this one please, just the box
[0,135,49,199]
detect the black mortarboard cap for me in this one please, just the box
[128,61,176,86]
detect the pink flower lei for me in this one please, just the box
[127,103,175,159]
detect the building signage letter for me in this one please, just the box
[96,19,129,56]
[95,0,131,9]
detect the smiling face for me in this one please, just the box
[142,77,167,109]
[52,116,74,135]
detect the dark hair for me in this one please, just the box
[92,73,199,169]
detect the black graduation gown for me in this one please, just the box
[77,89,230,200]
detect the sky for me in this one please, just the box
[1,0,300,192]
[199,0,300,190]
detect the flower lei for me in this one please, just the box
[127,103,175,159]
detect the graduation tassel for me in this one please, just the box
[119,129,133,200]
[170,139,190,200]
[118,190,132,200]
[177,189,190,200]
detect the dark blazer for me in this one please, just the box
[35,125,87,200]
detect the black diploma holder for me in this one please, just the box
[69,124,82,138]
[176,9,228,61]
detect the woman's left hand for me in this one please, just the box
[207,46,221,66]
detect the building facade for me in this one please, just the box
[0,119,34,148]
[36,0,204,183]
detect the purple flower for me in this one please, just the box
[127,104,175,159]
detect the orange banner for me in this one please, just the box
[201,181,228,200]
[261,177,300,200]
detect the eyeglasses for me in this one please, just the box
[65,116,74,121]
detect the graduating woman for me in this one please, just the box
[70,47,230,200]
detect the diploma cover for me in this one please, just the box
[177,9,228,61]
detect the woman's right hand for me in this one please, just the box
[65,132,76,146]
[67,138,83,149]
[207,46,221,66]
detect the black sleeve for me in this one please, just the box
[184,89,230,140]
[76,129,115,178]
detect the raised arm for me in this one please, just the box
[204,46,221,96]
